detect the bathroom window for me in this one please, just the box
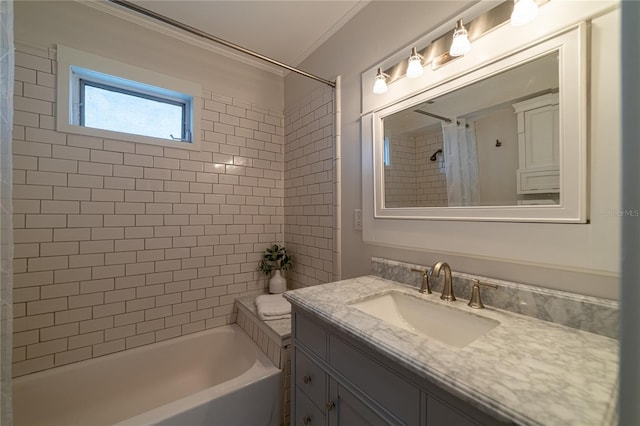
[74,68,192,143]
[57,45,201,150]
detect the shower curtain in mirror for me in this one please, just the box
[441,119,481,206]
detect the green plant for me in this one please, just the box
[258,244,292,275]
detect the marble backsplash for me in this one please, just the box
[371,257,619,339]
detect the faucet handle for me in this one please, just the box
[468,279,498,309]
[411,268,432,294]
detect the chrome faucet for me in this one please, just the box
[429,261,455,301]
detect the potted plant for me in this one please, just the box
[258,244,293,294]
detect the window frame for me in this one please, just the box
[57,45,201,151]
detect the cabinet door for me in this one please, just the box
[295,349,327,411]
[426,395,481,426]
[522,104,559,170]
[328,379,389,426]
[295,388,326,426]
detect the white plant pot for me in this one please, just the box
[269,270,286,294]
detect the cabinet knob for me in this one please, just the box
[303,415,312,425]
[326,401,336,411]
[303,375,312,384]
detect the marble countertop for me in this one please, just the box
[284,276,619,426]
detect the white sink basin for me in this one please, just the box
[350,291,499,348]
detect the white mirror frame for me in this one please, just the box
[363,24,587,223]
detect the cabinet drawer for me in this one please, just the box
[295,386,325,426]
[295,312,327,360]
[329,335,421,425]
[295,349,327,410]
[517,169,559,194]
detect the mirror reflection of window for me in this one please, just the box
[382,51,560,209]
[383,136,391,167]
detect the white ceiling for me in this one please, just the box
[129,1,369,68]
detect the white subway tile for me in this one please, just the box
[78,161,112,176]
[92,339,125,357]
[155,326,181,342]
[80,316,113,334]
[40,323,79,341]
[14,184,53,200]
[113,165,143,179]
[27,338,67,359]
[53,187,90,201]
[126,332,155,349]
[124,153,153,167]
[92,265,125,279]
[55,347,93,367]
[28,256,68,272]
[25,214,66,228]
[91,189,124,202]
[54,268,92,284]
[69,253,105,268]
[93,302,125,318]
[14,96,52,116]
[103,140,136,153]
[104,325,136,341]
[27,297,67,315]
[105,251,136,265]
[40,282,79,299]
[67,174,103,188]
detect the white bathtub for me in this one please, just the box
[13,324,281,426]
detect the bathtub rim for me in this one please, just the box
[113,324,281,426]
[13,324,281,426]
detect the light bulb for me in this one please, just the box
[511,0,538,26]
[373,68,388,94]
[449,19,471,57]
[406,47,424,79]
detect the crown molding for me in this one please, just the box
[290,0,370,68]
[78,0,285,77]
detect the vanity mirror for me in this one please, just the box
[366,25,587,222]
[383,52,559,209]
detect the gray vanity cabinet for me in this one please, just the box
[291,307,503,426]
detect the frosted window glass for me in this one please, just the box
[83,85,184,141]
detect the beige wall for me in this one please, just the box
[285,1,621,300]
[475,108,519,205]
[12,3,286,376]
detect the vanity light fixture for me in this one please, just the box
[449,19,471,57]
[510,0,539,26]
[372,0,549,95]
[406,47,424,79]
[373,67,389,94]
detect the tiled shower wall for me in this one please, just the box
[284,86,335,288]
[11,43,285,377]
[1,0,14,420]
[415,127,447,207]
[384,128,447,208]
[384,135,417,208]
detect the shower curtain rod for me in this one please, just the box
[414,109,454,124]
[106,0,336,88]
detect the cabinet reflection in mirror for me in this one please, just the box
[383,52,559,208]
